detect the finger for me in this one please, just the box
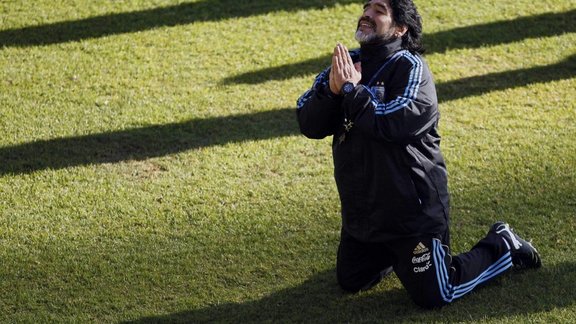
[330,61,335,83]
[343,45,354,67]
[332,46,340,76]
[334,51,342,73]
[337,43,347,64]
[339,45,350,74]
[339,44,348,58]
[338,45,354,79]
[339,44,351,66]
[354,62,362,73]
[331,48,337,70]
[333,44,339,62]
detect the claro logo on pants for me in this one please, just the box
[414,261,432,273]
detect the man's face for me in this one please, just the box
[355,0,397,44]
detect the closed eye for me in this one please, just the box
[374,3,388,14]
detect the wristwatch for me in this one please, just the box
[341,81,355,96]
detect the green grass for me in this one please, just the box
[1,0,575,322]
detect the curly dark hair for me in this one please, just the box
[389,0,425,54]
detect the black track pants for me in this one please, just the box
[336,229,512,308]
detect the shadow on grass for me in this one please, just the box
[128,262,576,322]
[437,54,576,102]
[125,270,415,323]
[0,108,298,176]
[2,54,573,176]
[0,0,357,48]
[223,9,576,85]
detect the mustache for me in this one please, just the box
[357,16,376,29]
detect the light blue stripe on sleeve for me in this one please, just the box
[374,52,423,115]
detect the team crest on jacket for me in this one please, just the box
[370,81,386,101]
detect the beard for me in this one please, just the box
[354,17,397,45]
[355,29,397,45]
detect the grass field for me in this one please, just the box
[1,0,575,322]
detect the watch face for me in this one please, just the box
[343,82,354,94]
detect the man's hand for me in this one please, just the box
[329,43,362,95]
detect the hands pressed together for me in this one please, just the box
[329,43,362,95]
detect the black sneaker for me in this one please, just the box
[490,222,542,269]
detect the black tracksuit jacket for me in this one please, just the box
[296,38,450,243]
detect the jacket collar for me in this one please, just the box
[360,37,403,62]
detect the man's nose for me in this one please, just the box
[360,14,372,22]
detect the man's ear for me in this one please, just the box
[395,25,408,37]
